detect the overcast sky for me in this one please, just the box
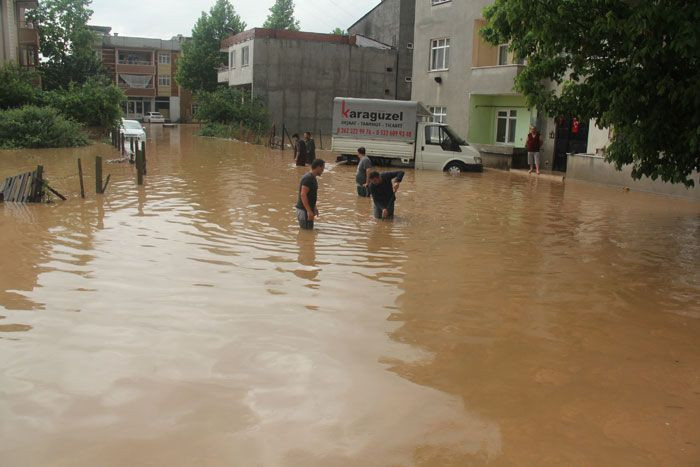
[90,0,381,39]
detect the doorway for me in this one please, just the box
[553,117,589,172]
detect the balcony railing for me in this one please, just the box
[469,64,525,95]
[118,83,154,89]
[118,59,153,66]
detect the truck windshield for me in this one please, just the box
[443,126,467,146]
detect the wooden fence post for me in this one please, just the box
[281,124,286,151]
[141,141,147,175]
[136,149,144,186]
[319,130,323,150]
[95,156,103,194]
[121,134,125,156]
[77,158,85,198]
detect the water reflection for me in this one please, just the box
[0,125,698,466]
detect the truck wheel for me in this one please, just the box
[445,161,466,174]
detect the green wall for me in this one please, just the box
[468,95,535,147]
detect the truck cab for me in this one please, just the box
[415,122,483,172]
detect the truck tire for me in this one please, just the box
[445,161,467,174]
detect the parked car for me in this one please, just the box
[143,112,165,123]
[120,119,147,143]
[332,98,483,172]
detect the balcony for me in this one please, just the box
[217,67,230,84]
[18,23,39,46]
[470,65,525,96]
[118,83,156,97]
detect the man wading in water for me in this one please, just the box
[304,132,316,164]
[296,159,325,230]
[368,170,404,220]
[293,134,307,167]
[355,147,373,197]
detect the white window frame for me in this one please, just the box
[159,53,171,65]
[429,106,447,124]
[229,50,236,69]
[429,38,450,71]
[158,74,171,86]
[241,46,250,67]
[495,108,518,144]
[498,44,509,66]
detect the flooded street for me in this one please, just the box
[1,125,699,466]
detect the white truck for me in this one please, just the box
[331,97,482,172]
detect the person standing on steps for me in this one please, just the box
[368,170,404,220]
[295,159,325,230]
[526,126,543,175]
[293,134,307,167]
[355,147,373,197]
[304,132,316,165]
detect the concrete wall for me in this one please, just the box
[566,154,700,200]
[348,0,414,101]
[252,37,397,136]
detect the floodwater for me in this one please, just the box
[1,125,699,467]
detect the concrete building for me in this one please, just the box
[91,26,193,122]
[411,0,590,171]
[218,28,400,135]
[0,0,40,69]
[347,0,415,101]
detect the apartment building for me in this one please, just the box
[91,26,193,122]
[347,0,415,101]
[0,0,40,69]
[218,28,400,135]
[412,0,592,171]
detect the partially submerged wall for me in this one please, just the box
[566,153,699,200]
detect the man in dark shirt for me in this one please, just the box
[355,147,373,197]
[304,132,316,164]
[293,134,307,166]
[295,159,325,229]
[368,170,404,220]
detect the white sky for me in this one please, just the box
[90,0,381,39]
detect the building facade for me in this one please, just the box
[0,0,39,69]
[91,27,193,122]
[411,0,586,170]
[347,0,415,101]
[219,28,400,135]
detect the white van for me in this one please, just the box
[331,98,482,172]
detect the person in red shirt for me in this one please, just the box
[526,126,543,174]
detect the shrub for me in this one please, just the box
[195,87,269,133]
[40,77,125,129]
[0,106,89,148]
[0,64,40,109]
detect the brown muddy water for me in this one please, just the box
[1,125,699,467]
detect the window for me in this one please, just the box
[430,38,450,71]
[229,50,236,69]
[429,106,447,124]
[431,0,451,5]
[159,53,171,65]
[496,109,518,144]
[158,74,171,86]
[498,44,509,65]
[241,46,249,66]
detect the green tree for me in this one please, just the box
[0,106,88,148]
[40,76,125,129]
[27,0,106,90]
[176,0,246,92]
[195,86,268,131]
[0,64,40,109]
[263,0,300,31]
[481,0,700,186]
[330,28,346,36]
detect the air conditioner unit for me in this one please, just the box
[404,76,412,83]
